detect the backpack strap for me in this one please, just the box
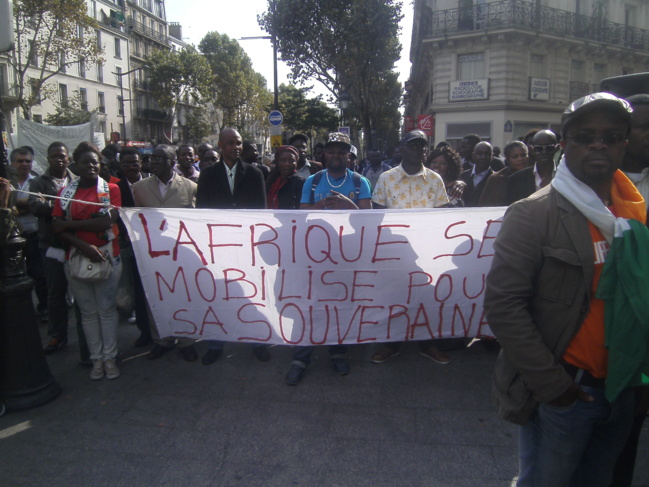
[351,171,362,202]
[309,170,325,204]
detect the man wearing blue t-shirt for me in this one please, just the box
[300,132,372,210]
[285,133,372,385]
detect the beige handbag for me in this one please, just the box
[68,245,113,282]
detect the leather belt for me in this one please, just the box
[562,362,606,388]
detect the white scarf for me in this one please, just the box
[551,156,630,244]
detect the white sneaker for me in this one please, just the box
[104,359,120,380]
[90,360,104,380]
[127,312,137,324]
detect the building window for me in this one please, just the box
[625,5,636,28]
[97,63,103,82]
[77,25,84,42]
[98,92,105,113]
[79,58,86,78]
[29,78,41,104]
[118,95,124,116]
[88,0,97,19]
[116,66,122,87]
[28,40,38,67]
[96,30,102,50]
[114,38,121,58]
[59,84,68,107]
[458,52,485,80]
[570,60,589,99]
[33,114,42,124]
[446,121,491,148]
[593,63,607,90]
[530,54,545,78]
[0,64,7,96]
[99,121,106,134]
[79,88,88,110]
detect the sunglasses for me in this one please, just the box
[531,144,558,154]
[567,133,627,145]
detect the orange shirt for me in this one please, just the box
[562,170,647,378]
[563,219,611,378]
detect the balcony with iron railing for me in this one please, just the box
[136,108,168,120]
[127,18,170,47]
[133,79,149,90]
[422,0,649,51]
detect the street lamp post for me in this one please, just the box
[239,0,279,110]
[112,65,146,142]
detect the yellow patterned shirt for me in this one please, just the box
[371,164,449,209]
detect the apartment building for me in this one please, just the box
[126,0,170,144]
[406,0,649,147]
[1,0,133,143]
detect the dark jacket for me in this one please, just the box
[117,178,136,208]
[196,160,266,209]
[267,174,305,209]
[460,167,493,207]
[506,166,536,205]
[28,168,78,248]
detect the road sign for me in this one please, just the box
[418,114,434,136]
[271,135,283,148]
[269,110,283,126]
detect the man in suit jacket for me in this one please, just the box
[507,130,559,204]
[460,141,493,207]
[196,128,270,365]
[132,145,198,362]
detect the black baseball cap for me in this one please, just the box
[561,92,632,137]
[400,130,428,146]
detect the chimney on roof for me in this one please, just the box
[169,22,182,41]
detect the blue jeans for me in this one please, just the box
[291,345,348,368]
[518,385,634,487]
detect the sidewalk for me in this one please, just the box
[1,318,647,487]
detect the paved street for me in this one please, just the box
[1,317,648,487]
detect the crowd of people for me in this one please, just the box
[1,90,649,486]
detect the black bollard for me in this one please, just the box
[0,224,61,412]
[0,109,60,413]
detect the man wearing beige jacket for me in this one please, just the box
[132,144,198,362]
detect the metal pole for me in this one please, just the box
[120,81,126,141]
[272,0,278,110]
[272,34,278,110]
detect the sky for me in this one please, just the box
[165,0,413,103]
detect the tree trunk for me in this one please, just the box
[362,111,372,153]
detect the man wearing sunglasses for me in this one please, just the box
[507,129,559,204]
[486,93,647,487]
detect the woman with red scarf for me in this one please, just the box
[266,145,305,209]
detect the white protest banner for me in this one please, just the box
[119,207,505,346]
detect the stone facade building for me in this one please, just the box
[406,0,649,147]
